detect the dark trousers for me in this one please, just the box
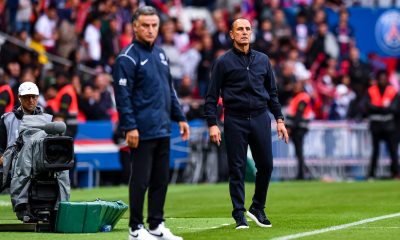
[129,137,170,230]
[369,130,399,178]
[290,128,307,179]
[224,111,273,218]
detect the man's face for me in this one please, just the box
[48,9,58,20]
[378,73,388,87]
[19,94,38,113]
[134,15,160,45]
[230,19,252,46]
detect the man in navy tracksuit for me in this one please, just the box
[113,6,189,240]
[205,18,289,229]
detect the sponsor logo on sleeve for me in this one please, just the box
[119,78,127,86]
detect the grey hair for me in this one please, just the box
[132,6,158,22]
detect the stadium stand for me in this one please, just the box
[0,0,399,186]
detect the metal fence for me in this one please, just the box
[179,120,399,183]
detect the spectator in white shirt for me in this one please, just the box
[16,0,32,33]
[34,5,58,53]
[84,15,102,67]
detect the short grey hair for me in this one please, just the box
[132,6,158,22]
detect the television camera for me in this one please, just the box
[0,115,74,229]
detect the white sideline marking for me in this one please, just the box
[354,227,400,229]
[271,212,400,240]
[178,223,231,230]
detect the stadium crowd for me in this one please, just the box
[0,0,399,123]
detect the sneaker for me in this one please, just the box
[246,206,272,228]
[149,222,183,240]
[234,214,249,229]
[129,226,157,240]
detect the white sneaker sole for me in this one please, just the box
[246,211,272,228]
[235,225,249,229]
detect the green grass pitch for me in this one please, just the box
[1,181,399,239]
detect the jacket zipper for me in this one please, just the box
[243,54,253,116]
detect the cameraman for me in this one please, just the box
[0,82,51,166]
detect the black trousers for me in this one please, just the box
[224,111,273,218]
[368,130,399,178]
[129,137,170,230]
[290,128,307,179]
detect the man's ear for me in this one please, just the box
[132,21,137,34]
[229,30,234,40]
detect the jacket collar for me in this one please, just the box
[133,39,154,51]
[232,46,252,56]
[13,106,43,120]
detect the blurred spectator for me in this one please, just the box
[101,16,120,65]
[161,19,184,89]
[254,0,281,22]
[211,9,231,51]
[330,74,356,120]
[94,73,114,120]
[68,48,90,77]
[5,61,21,104]
[15,0,32,33]
[74,0,92,34]
[177,75,193,98]
[57,10,78,59]
[253,18,275,55]
[315,57,338,119]
[346,47,372,100]
[306,0,325,25]
[293,10,309,55]
[272,9,292,42]
[288,48,310,82]
[29,30,49,65]
[332,9,354,60]
[116,0,133,31]
[197,34,214,98]
[308,8,327,36]
[5,0,18,33]
[78,83,110,120]
[35,4,59,53]
[19,67,35,84]
[180,40,202,96]
[18,50,36,70]
[0,69,14,115]
[367,52,387,76]
[189,18,206,42]
[277,61,297,106]
[172,17,190,52]
[84,15,102,67]
[120,21,134,49]
[44,84,58,115]
[306,22,339,67]
[0,41,21,68]
[0,0,6,32]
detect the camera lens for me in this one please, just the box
[44,137,73,167]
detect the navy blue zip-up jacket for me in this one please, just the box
[113,40,186,140]
[205,47,283,126]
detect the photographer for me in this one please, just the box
[0,82,52,167]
